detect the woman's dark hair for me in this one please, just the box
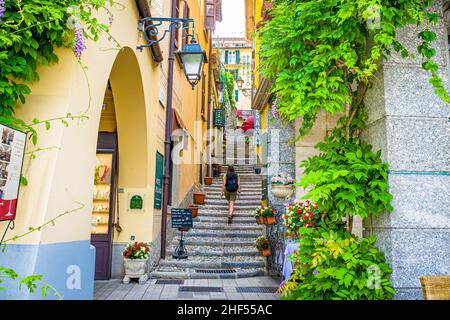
[227,165,235,174]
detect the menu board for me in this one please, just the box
[171,208,193,229]
[0,123,26,221]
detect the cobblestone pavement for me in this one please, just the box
[94,276,281,300]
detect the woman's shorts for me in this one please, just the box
[224,190,237,201]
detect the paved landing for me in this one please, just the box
[94,276,281,300]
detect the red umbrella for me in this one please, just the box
[242,115,254,133]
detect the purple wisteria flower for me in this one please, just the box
[0,0,6,23]
[271,96,280,119]
[74,21,86,58]
[312,269,319,276]
[108,13,114,27]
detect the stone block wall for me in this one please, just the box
[363,1,450,299]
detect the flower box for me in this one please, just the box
[123,258,149,284]
[188,204,199,218]
[264,216,277,225]
[204,177,213,185]
[271,183,294,198]
[193,192,206,204]
[255,216,264,224]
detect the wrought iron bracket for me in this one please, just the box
[0,220,15,244]
[137,17,195,51]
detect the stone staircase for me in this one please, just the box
[151,162,266,279]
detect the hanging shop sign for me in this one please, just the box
[254,110,261,146]
[171,208,193,229]
[213,108,225,127]
[262,177,268,201]
[0,123,26,221]
[154,152,164,209]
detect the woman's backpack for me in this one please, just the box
[225,172,239,192]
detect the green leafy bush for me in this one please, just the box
[280,227,395,300]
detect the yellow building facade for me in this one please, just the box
[0,0,221,299]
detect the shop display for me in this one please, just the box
[91,153,113,235]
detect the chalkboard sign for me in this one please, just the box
[171,208,193,229]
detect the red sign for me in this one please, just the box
[0,123,26,221]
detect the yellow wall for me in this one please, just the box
[5,0,212,248]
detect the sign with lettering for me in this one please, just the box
[0,123,26,221]
[254,111,261,146]
[213,109,225,127]
[154,152,164,209]
[171,208,193,229]
[130,195,143,210]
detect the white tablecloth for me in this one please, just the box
[282,240,300,281]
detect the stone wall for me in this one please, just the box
[363,1,450,299]
[265,115,296,277]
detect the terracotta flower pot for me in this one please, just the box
[193,192,206,205]
[255,216,264,224]
[265,216,276,225]
[188,205,199,218]
[204,177,213,185]
[259,249,271,257]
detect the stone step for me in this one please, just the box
[170,237,257,247]
[150,268,266,279]
[191,222,262,231]
[200,205,259,211]
[182,230,260,238]
[167,245,260,257]
[195,216,256,224]
[205,193,262,199]
[158,257,265,270]
[204,199,261,206]
[197,211,255,218]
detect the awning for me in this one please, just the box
[171,108,186,133]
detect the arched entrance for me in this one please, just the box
[91,47,148,280]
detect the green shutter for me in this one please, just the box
[225,50,229,64]
[235,90,239,102]
[236,50,240,64]
[234,70,238,80]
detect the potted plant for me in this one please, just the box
[263,205,277,225]
[122,241,152,285]
[204,176,213,185]
[271,172,295,198]
[253,206,265,224]
[255,236,271,257]
[193,191,206,204]
[283,199,321,239]
[188,204,199,218]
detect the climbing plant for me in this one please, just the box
[258,0,449,300]
[0,0,115,116]
[220,69,236,109]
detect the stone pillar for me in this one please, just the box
[266,115,296,277]
[363,1,450,299]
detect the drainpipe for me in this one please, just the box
[160,0,178,260]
